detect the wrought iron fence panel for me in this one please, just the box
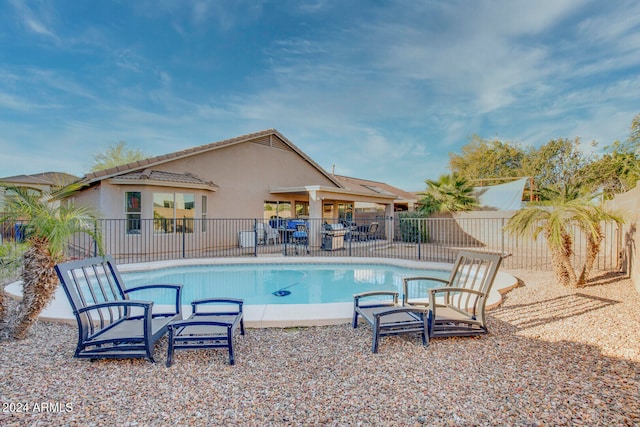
[0,216,622,272]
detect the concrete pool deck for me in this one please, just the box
[5,256,518,328]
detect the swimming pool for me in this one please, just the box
[121,263,451,305]
[6,257,517,327]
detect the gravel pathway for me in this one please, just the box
[1,270,639,426]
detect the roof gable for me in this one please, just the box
[82,129,343,188]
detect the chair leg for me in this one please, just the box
[421,313,429,347]
[227,329,235,366]
[372,319,381,353]
[166,328,175,367]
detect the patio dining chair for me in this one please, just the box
[256,222,281,245]
[291,223,309,254]
[352,222,379,241]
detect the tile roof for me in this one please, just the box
[333,175,417,201]
[115,169,218,188]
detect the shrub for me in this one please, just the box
[398,212,429,243]
[0,241,28,281]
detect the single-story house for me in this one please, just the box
[64,129,414,252]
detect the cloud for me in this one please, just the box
[0,92,46,112]
[9,0,58,41]
[132,0,267,33]
[0,0,638,189]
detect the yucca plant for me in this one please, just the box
[0,185,102,339]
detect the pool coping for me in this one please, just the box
[5,256,518,328]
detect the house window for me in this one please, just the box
[125,192,141,234]
[295,201,309,218]
[323,203,334,220]
[264,201,292,228]
[201,195,207,232]
[338,203,353,223]
[153,192,195,233]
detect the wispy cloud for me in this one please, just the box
[0,0,638,189]
[132,0,267,33]
[9,0,58,41]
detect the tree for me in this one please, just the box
[521,138,595,196]
[505,195,622,288]
[0,186,102,339]
[418,173,478,214]
[449,135,525,181]
[582,114,640,199]
[90,141,147,172]
[630,112,640,144]
[583,141,640,199]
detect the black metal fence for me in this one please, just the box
[0,216,622,272]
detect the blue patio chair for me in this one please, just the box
[291,223,309,254]
[54,255,183,363]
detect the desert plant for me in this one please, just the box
[0,186,102,339]
[505,196,623,287]
[398,212,429,243]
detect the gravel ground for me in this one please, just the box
[1,269,639,426]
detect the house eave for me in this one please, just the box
[108,178,219,192]
[269,185,397,201]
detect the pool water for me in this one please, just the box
[122,263,450,305]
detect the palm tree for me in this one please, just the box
[505,195,622,287]
[419,173,478,213]
[0,185,102,339]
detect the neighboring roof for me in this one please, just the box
[0,172,79,187]
[109,169,219,191]
[81,129,343,188]
[332,175,418,202]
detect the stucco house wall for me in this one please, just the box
[148,139,339,219]
[606,185,640,293]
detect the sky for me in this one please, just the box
[1,0,639,191]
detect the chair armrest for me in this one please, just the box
[353,291,399,307]
[404,276,449,285]
[124,283,182,293]
[428,287,485,297]
[403,277,449,306]
[354,291,398,299]
[428,287,486,317]
[76,300,153,314]
[76,300,154,326]
[124,284,183,316]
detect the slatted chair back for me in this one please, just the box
[55,256,130,342]
[444,251,502,317]
[403,250,503,313]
